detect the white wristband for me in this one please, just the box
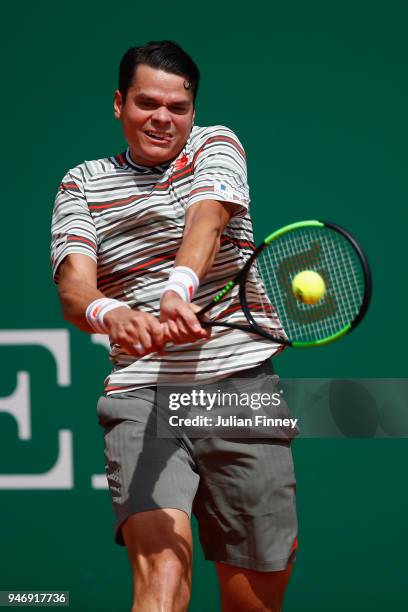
[162,266,200,302]
[85,298,130,333]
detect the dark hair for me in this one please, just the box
[118,40,200,105]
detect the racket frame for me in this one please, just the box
[198,220,372,347]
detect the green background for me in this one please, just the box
[1,1,407,610]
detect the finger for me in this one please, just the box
[133,342,146,355]
[114,329,157,357]
[133,342,162,357]
[118,342,145,357]
[199,311,212,337]
[149,318,165,347]
[175,317,205,344]
[163,317,190,345]
[190,303,209,326]
[162,317,200,346]
[184,304,211,340]
[178,305,204,335]
[154,323,168,355]
[175,317,191,339]
[189,303,202,314]
[137,326,153,351]
[199,322,212,339]
[161,322,172,344]
[188,305,212,337]
[166,319,181,343]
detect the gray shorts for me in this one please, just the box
[96,361,298,572]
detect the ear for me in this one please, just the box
[192,109,195,127]
[114,90,123,119]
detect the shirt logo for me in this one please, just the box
[174,155,189,170]
[214,181,232,198]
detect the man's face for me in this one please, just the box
[114,64,195,166]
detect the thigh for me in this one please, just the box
[97,390,200,545]
[215,561,293,612]
[192,438,297,572]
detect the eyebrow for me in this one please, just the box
[136,93,191,107]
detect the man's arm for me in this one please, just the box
[58,254,167,356]
[160,199,236,339]
[175,199,236,276]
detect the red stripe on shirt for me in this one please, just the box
[221,236,256,250]
[189,186,215,197]
[204,135,246,158]
[89,194,145,210]
[98,253,176,283]
[215,303,263,319]
[67,235,96,248]
[104,384,138,393]
[60,182,80,191]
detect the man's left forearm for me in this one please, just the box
[158,199,235,345]
[175,199,235,279]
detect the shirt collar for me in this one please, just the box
[124,148,173,174]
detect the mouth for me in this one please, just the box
[144,130,173,144]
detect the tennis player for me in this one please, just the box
[51,41,297,612]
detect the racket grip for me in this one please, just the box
[198,319,255,333]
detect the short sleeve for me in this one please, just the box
[50,167,97,283]
[187,126,250,217]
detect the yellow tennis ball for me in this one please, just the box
[292,270,326,304]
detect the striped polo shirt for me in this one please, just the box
[51,125,284,393]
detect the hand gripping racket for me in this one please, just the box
[198,220,372,347]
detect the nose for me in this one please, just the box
[151,105,171,125]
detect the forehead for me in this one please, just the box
[130,64,193,103]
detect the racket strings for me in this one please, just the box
[248,227,365,342]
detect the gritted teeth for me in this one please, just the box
[145,131,171,140]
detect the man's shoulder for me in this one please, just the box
[191,124,241,142]
[60,153,129,185]
[190,125,246,156]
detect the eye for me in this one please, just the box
[137,100,157,110]
[169,106,189,114]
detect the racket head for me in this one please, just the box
[239,220,372,347]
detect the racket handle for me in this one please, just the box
[200,320,254,333]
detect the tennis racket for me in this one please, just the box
[198,220,372,347]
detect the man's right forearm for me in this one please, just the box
[58,280,107,332]
[58,277,169,356]
[54,255,166,356]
